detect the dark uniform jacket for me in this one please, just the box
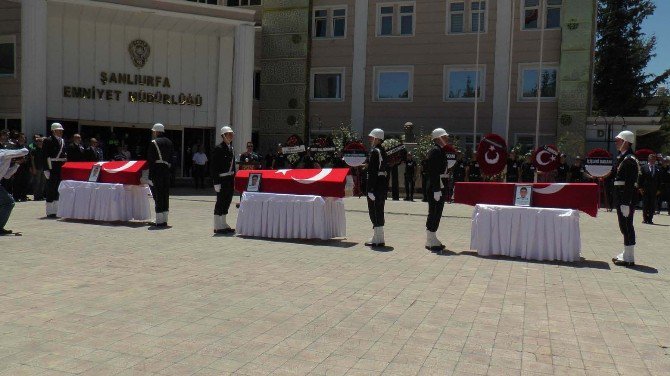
[405,159,416,177]
[367,145,389,196]
[452,160,466,182]
[211,142,235,185]
[66,143,86,162]
[273,153,286,169]
[613,149,640,206]
[556,163,569,182]
[639,163,661,194]
[427,144,447,193]
[569,165,586,183]
[506,159,520,182]
[43,136,67,171]
[467,160,481,181]
[521,162,535,182]
[146,135,174,179]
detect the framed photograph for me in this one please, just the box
[514,185,532,207]
[246,173,261,192]
[88,164,102,182]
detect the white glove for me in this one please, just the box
[214,184,221,193]
[43,170,50,179]
[368,192,375,201]
[620,205,630,217]
[434,191,442,202]
[147,179,154,187]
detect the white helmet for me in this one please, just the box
[615,130,635,144]
[431,128,449,139]
[220,125,234,135]
[368,128,384,139]
[51,122,64,131]
[152,123,165,132]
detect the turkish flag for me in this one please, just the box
[62,161,148,185]
[532,144,560,172]
[235,168,351,198]
[476,134,507,176]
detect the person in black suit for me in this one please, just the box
[404,152,417,201]
[146,123,174,227]
[658,156,670,215]
[365,128,388,247]
[66,134,86,162]
[211,126,236,234]
[639,153,661,224]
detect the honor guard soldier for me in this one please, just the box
[43,123,67,218]
[612,131,640,267]
[365,128,389,247]
[146,123,174,227]
[425,128,450,251]
[212,125,236,234]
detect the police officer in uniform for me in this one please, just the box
[212,126,236,234]
[556,154,569,183]
[466,152,481,182]
[43,123,67,218]
[404,152,417,201]
[365,128,389,247]
[612,131,640,267]
[425,128,450,251]
[505,151,520,183]
[146,123,174,227]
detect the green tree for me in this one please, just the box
[594,0,670,116]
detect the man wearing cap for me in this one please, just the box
[146,123,174,227]
[612,131,640,267]
[43,123,67,218]
[639,153,661,224]
[211,126,236,234]
[365,128,389,247]
[425,128,450,251]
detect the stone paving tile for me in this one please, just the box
[1,191,670,375]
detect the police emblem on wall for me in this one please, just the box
[128,39,151,69]
[532,144,561,172]
[476,134,507,176]
[584,148,613,178]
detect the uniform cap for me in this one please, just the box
[368,128,384,139]
[152,123,165,132]
[431,128,449,139]
[615,130,635,144]
[220,125,234,135]
[51,123,64,131]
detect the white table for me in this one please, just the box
[236,192,346,240]
[57,180,152,222]
[470,204,581,262]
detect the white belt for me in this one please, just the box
[378,172,387,177]
[48,158,66,162]
[155,160,171,167]
[219,171,235,177]
[614,181,625,186]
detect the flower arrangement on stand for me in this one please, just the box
[382,137,406,166]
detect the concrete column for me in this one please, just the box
[492,0,513,140]
[351,0,369,134]
[232,24,255,155]
[215,35,234,146]
[21,0,48,138]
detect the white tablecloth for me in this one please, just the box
[471,204,581,262]
[236,192,346,240]
[57,180,152,221]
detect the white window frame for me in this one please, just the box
[310,67,346,102]
[312,6,348,39]
[375,2,416,37]
[372,66,414,102]
[470,1,487,33]
[521,0,562,31]
[0,35,16,79]
[447,1,465,34]
[446,1,488,35]
[517,63,559,102]
[443,65,486,102]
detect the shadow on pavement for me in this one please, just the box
[625,264,658,274]
[438,250,613,270]
[370,245,394,252]
[237,236,358,248]
[59,219,150,228]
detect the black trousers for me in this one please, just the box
[658,187,669,214]
[214,177,234,216]
[367,197,386,227]
[404,175,414,199]
[421,174,429,201]
[45,164,62,203]
[616,205,636,246]
[426,191,446,232]
[642,193,657,222]
[193,164,206,188]
[150,173,171,213]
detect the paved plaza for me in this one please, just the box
[1,191,669,375]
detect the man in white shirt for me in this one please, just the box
[192,145,208,189]
[0,147,29,235]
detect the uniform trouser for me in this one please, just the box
[150,173,171,214]
[421,174,429,200]
[642,193,657,222]
[616,205,636,246]
[404,175,414,199]
[657,187,669,214]
[0,185,14,230]
[426,190,446,232]
[45,165,62,203]
[367,197,386,227]
[32,170,46,200]
[214,177,234,216]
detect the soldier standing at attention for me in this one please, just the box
[146,123,174,227]
[43,123,67,218]
[211,126,236,234]
[611,131,640,267]
[425,128,450,251]
[365,128,389,247]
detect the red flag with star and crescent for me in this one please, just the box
[476,134,508,176]
[235,168,351,197]
[532,144,560,172]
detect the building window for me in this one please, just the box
[444,66,485,101]
[225,0,261,6]
[453,134,482,154]
[0,35,16,78]
[313,7,347,39]
[523,0,561,30]
[519,64,558,100]
[187,0,219,4]
[253,70,261,101]
[376,2,415,37]
[374,66,413,101]
[447,1,486,34]
[310,68,345,101]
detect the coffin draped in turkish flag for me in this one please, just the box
[62,161,148,185]
[454,182,600,217]
[235,168,350,198]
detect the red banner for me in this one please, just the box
[476,134,508,176]
[454,182,600,217]
[532,144,560,172]
[235,168,350,198]
[62,161,148,185]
